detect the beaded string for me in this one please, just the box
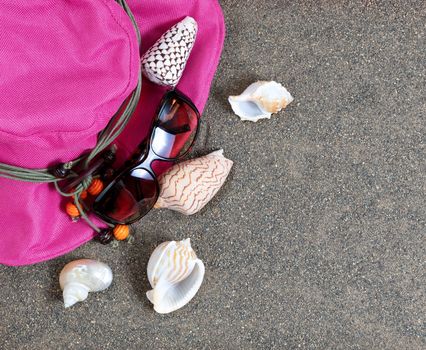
[0,0,141,233]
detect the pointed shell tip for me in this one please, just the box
[209,149,224,156]
[63,295,78,308]
[182,16,197,27]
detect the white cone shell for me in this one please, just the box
[59,259,113,308]
[146,239,205,314]
[228,81,294,122]
[155,149,233,215]
[141,16,198,87]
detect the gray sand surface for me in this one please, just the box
[1,1,425,349]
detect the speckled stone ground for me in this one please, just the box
[1,1,425,349]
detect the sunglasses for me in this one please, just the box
[92,90,200,225]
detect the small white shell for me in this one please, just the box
[141,16,198,88]
[228,81,293,122]
[59,259,113,308]
[146,238,205,314]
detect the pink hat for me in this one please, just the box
[0,0,225,266]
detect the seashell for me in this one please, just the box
[154,150,233,215]
[146,238,205,314]
[228,81,293,122]
[59,259,113,308]
[141,16,198,88]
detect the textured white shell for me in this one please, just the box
[59,259,113,308]
[154,150,233,215]
[146,238,205,314]
[141,16,198,87]
[228,81,293,122]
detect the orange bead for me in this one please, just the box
[72,189,87,201]
[65,202,80,218]
[88,178,104,196]
[113,225,130,241]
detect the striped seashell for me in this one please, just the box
[155,149,233,215]
[141,16,198,88]
[229,81,293,122]
[146,238,205,314]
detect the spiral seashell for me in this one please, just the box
[228,81,293,122]
[59,259,113,308]
[141,16,198,88]
[154,150,233,215]
[146,238,205,314]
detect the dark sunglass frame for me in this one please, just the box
[93,89,200,225]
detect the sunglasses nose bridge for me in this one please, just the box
[134,149,159,176]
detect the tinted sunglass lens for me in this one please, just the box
[94,169,158,224]
[151,96,198,159]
